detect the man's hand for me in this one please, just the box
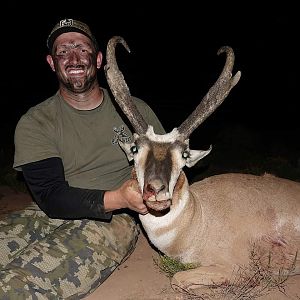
[104,179,148,215]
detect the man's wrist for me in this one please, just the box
[103,190,123,212]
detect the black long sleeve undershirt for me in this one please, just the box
[22,157,112,220]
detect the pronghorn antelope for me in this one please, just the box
[104,36,300,292]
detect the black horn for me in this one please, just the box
[177,46,241,140]
[104,36,148,134]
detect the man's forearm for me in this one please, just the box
[22,157,112,220]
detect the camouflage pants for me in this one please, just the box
[0,203,139,299]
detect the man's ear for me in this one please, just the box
[96,52,103,69]
[46,55,55,72]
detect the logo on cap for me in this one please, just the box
[59,19,74,27]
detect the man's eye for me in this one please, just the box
[57,50,67,55]
[182,151,190,159]
[130,146,138,154]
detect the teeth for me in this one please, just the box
[148,195,156,202]
[69,70,84,74]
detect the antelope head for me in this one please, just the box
[104,36,241,212]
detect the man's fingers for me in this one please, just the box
[139,208,148,215]
[136,203,148,215]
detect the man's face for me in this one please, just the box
[50,32,99,93]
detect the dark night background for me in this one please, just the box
[1,3,299,183]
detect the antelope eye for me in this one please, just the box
[182,151,190,159]
[130,145,138,154]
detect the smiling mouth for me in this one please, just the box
[68,69,85,76]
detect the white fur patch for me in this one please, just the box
[146,126,180,143]
[139,188,190,250]
[147,228,177,250]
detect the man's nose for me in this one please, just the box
[68,51,80,64]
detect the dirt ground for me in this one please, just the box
[85,229,178,300]
[1,185,300,300]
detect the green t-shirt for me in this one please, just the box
[14,88,165,190]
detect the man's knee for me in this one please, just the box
[79,213,139,263]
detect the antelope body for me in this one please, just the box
[104,36,300,290]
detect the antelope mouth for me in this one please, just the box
[144,199,172,211]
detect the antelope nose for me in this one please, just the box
[146,180,165,195]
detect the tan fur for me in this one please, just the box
[140,172,300,288]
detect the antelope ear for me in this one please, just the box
[186,145,212,167]
[118,140,135,161]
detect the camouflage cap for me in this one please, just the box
[47,18,98,51]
